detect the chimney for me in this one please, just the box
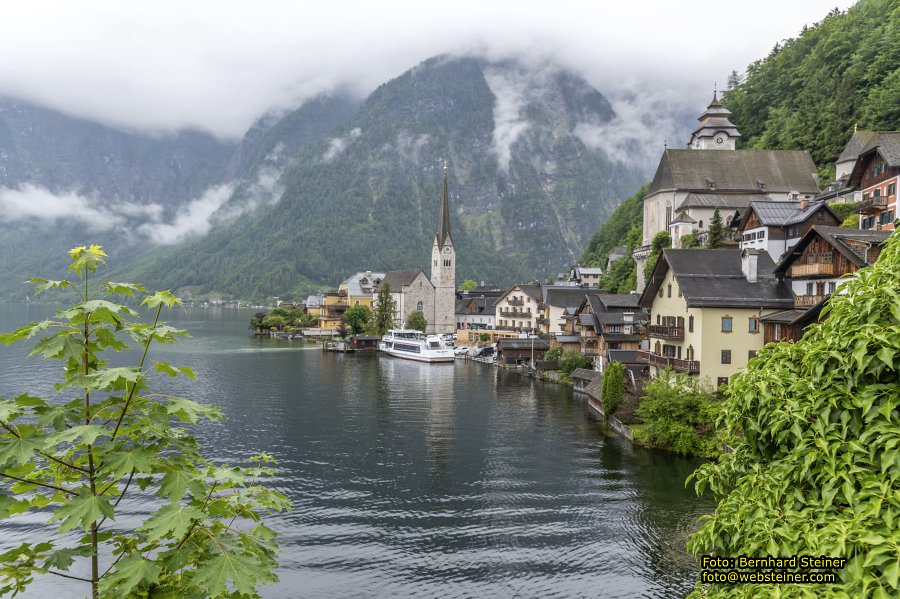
[799,198,809,210]
[742,250,758,283]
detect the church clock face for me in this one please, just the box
[715,134,725,145]
[444,247,451,253]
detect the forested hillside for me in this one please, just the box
[724,0,900,179]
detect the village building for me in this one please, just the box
[455,296,497,330]
[847,131,899,231]
[494,284,543,333]
[497,338,550,368]
[606,246,628,270]
[339,271,385,308]
[734,200,839,262]
[634,92,820,291]
[759,301,825,344]
[574,293,646,371]
[306,289,350,331]
[639,248,794,389]
[541,286,591,335]
[774,225,891,308]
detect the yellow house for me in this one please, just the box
[306,290,350,331]
[639,248,794,389]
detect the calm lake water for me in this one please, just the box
[0,304,710,598]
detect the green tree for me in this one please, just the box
[601,362,625,415]
[643,231,672,280]
[687,230,900,598]
[342,304,373,336]
[371,284,396,335]
[459,279,477,291]
[707,208,724,248]
[261,314,286,330]
[0,246,288,598]
[633,370,721,457]
[478,333,491,343]
[406,310,427,332]
[544,347,562,362]
[558,350,592,375]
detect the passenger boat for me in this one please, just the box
[378,329,455,363]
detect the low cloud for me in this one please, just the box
[137,183,235,244]
[0,184,161,230]
[483,68,531,173]
[322,127,362,162]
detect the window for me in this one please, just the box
[659,287,663,298]
[748,350,757,360]
[823,251,833,264]
[688,315,694,332]
[656,314,661,325]
[874,188,882,197]
[828,282,836,294]
[806,282,814,295]
[774,323,782,341]
[721,350,731,364]
[889,182,896,197]
[416,301,423,312]
[699,220,703,229]
[667,284,672,298]
[881,211,893,225]
[721,316,733,332]
[686,345,694,361]
[759,230,766,239]
[749,317,759,333]
[717,377,729,389]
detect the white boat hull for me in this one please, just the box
[379,345,455,363]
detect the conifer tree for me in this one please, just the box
[707,208,724,248]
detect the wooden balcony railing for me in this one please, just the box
[790,262,835,277]
[637,350,700,374]
[794,294,825,307]
[648,324,684,340]
[507,298,525,306]
[499,310,532,318]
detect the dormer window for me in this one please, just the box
[756,179,766,190]
[705,177,716,190]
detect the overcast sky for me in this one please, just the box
[0,0,856,139]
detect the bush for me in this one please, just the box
[687,230,900,598]
[558,350,592,375]
[601,362,625,415]
[406,310,427,332]
[634,370,721,457]
[544,346,562,362]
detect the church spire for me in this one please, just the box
[437,161,452,247]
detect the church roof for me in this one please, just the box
[377,270,427,290]
[436,165,453,247]
[648,149,819,197]
[836,130,878,164]
[691,91,741,140]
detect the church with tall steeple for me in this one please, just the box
[375,164,457,334]
[430,163,456,333]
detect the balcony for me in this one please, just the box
[638,350,700,374]
[794,294,825,307]
[500,310,533,319]
[507,298,525,307]
[790,262,835,277]
[536,316,548,325]
[648,324,684,340]
[858,196,889,213]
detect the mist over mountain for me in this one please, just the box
[0,55,667,300]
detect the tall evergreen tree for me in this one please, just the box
[372,284,397,335]
[707,209,724,249]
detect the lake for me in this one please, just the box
[0,305,710,598]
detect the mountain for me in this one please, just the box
[723,0,900,179]
[129,56,648,299]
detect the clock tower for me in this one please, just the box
[430,163,456,334]
[688,88,741,150]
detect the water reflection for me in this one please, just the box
[0,306,710,598]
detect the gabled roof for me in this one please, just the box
[847,132,900,187]
[378,269,428,290]
[499,283,543,303]
[648,149,819,197]
[455,298,475,314]
[340,271,386,296]
[497,338,550,351]
[774,226,891,274]
[641,249,794,309]
[543,286,590,308]
[590,293,641,310]
[836,130,878,164]
[594,311,649,325]
[739,200,839,230]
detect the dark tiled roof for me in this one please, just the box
[378,269,426,290]
[591,293,641,310]
[837,130,877,163]
[498,338,550,351]
[741,200,838,228]
[502,283,542,303]
[594,311,648,325]
[775,226,892,273]
[473,296,498,311]
[578,314,597,326]
[649,149,819,196]
[859,131,900,166]
[600,333,642,343]
[642,249,794,309]
[544,286,590,308]
[455,299,473,314]
[572,368,601,382]
[680,193,772,209]
[608,349,643,364]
